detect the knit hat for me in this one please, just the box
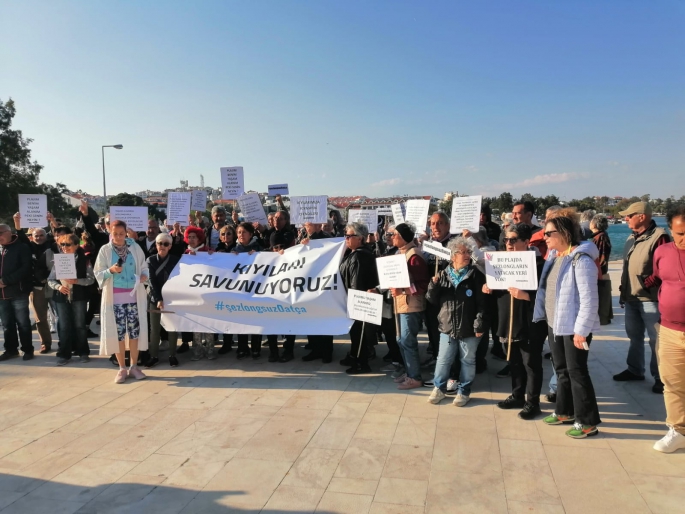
[395,223,415,244]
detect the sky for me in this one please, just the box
[2,0,684,201]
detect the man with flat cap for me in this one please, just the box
[613,201,670,393]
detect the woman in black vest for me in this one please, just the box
[48,234,96,365]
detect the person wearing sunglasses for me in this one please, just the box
[215,225,238,253]
[533,213,601,439]
[47,234,95,366]
[146,233,181,367]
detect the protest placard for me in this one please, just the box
[404,199,430,230]
[422,240,452,261]
[376,254,411,289]
[347,290,383,325]
[167,192,192,225]
[237,193,268,226]
[191,190,208,211]
[450,195,482,234]
[220,166,244,200]
[391,203,406,225]
[377,206,393,216]
[268,184,289,196]
[484,250,539,290]
[348,209,378,234]
[109,206,148,232]
[53,253,77,280]
[18,194,47,228]
[290,195,328,224]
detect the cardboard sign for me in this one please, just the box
[348,209,378,234]
[376,254,411,289]
[290,195,328,224]
[54,253,77,280]
[237,193,268,226]
[450,195,482,234]
[268,184,289,196]
[347,290,383,325]
[220,166,244,200]
[391,204,406,225]
[484,250,539,290]
[18,194,47,228]
[109,206,148,232]
[423,240,451,261]
[404,199,430,231]
[191,190,208,212]
[167,192,192,225]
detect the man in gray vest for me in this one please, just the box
[613,201,670,393]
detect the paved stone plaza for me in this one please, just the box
[0,262,684,513]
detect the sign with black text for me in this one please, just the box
[220,167,245,200]
[18,194,47,228]
[290,195,328,224]
[450,195,482,234]
[484,251,538,290]
[54,253,77,280]
[423,240,451,261]
[268,184,289,196]
[347,290,383,325]
[376,254,411,290]
[109,206,148,232]
[237,193,269,226]
[167,192,192,225]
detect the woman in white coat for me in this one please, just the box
[94,220,150,383]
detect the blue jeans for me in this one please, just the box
[434,333,480,396]
[398,312,423,380]
[0,296,33,355]
[625,301,660,378]
[54,300,89,359]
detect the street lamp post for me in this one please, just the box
[102,144,123,206]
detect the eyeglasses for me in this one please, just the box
[220,232,233,237]
[625,213,641,219]
[59,243,74,247]
[386,232,396,236]
[156,242,171,247]
[543,230,558,238]
[344,234,360,239]
[503,237,520,244]
[453,250,471,256]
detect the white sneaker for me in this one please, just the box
[446,379,458,393]
[453,393,470,407]
[427,387,446,405]
[653,428,685,453]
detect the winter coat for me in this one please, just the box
[146,253,181,305]
[426,264,487,339]
[620,220,670,303]
[0,234,32,299]
[395,242,429,314]
[340,246,379,292]
[47,248,95,303]
[533,241,600,337]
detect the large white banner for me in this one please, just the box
[161,239,351,335]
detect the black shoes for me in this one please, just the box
[545,392,557,403]
[496,365,511,378]
[217,343,233,355]
[177,342,190,354]
[252,351,261,360]
[518,402,542,420]
[169,356,179,367]
[279,352,294,363]
[475,360,487,374]
[340,354,354,366]
[0,352,19,361]
[22,352,34,361]
[236,350,250,360]
[268,352,279,363]
[497,395,525,410]
[321,355,333,364]
[145,357,159,368]
[653,378,664,394]
[302,351,322,362]
[346,364,372,375]
[613,369,645,381]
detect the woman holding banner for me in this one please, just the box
[534,214,602,439]
[94,220,149,384]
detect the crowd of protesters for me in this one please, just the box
[1,196,684,452]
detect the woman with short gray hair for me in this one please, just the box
[590,214,613,325]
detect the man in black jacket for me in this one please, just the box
[0,225,34,361]
[136,219,160,259]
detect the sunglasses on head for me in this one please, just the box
[156,242,171,247]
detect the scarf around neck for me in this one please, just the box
[447,265,469,288]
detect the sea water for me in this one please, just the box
[606,216,668,261]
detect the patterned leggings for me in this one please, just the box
[113,303,140,341]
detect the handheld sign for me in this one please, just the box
[237,193,269,226]
[220,167,244,200]
[376,254,411,290]
[348,209,378,234]
[404,199,430,231]
[167,192,192,225]
[391,203,406,225]
[18,194,47,228]
[290,195,328,224]
[190,190,208,211]
[450,195,482,234]
[484,251,538,290]
[347,290,383,325]
[268,184,289,196]
[54,253,77,280]
[109,206,148,232]
[423,240,451,261]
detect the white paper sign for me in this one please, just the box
[450,195,482,234]
[54,253,77,280]
[220,166,245,200]
[377,206,393,216]
[268,184,289,196]
[391,204,406,225]
[348,209,378,234]
[109,206,148,232]
[290,195,328,224]
[237,193,269,226]
[167,192,192,225]
[18,194,47,228]
[191,190,208,212]
[376,254,411,289]
[347,290,383,325]
[423,240,451,261]
[404,199,430,231]
[484,250,539,290]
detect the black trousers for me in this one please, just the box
[424,302,441,357]
[380,316,402,364]
[238,334,262,353]
[268,335,294,354]
[85,291,101,326]
[510,337,544,404]
[549,328,601,426]
[307,335,333,358]
[350,320,375,366]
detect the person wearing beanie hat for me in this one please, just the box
[389,223,430,390]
